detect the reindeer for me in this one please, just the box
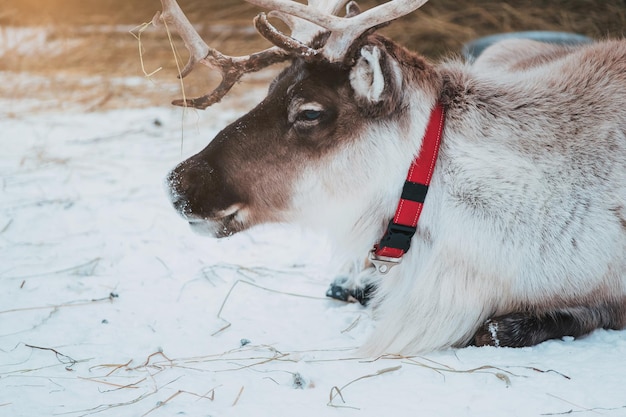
[156,0,626,355]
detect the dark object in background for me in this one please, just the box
[462,31,593,61]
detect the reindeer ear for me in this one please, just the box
[349,45,403,118]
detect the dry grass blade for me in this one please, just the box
[130,22,163,78]
[403,357,519,386]
[24,344,79,370]
[140,388,215,416]
[133,351,174,371]
[232,386,245,406]
[211,274,326,337]
[217,353,292,373]
[341,316,361,333]
[400,356,571,386]
[89,359,133,376]
[541,394,626,416]
[524,367,571,380]
[0,293,117,316]
[86,344,293,379]
[78,376,143,390]
[2,258,101,280]
[542,405,626,416]
[54,386,161,416]
[327,365,402,408]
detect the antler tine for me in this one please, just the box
[248,0,355,63]
[172,46,290,109]
[325,0,430,62]
[254,13,320,60]
[154,0,290,109]
[253,2,359,60]
[245,0,430,62]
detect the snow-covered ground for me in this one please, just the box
[2,80,626,417]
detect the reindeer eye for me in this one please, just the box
[299,109,322,121]
[288,100,328,128]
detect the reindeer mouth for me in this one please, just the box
[186,204,245,238]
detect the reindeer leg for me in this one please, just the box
[474,301,626,347]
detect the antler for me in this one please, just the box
[153,0,429,109]
[247,0,430,63]
[153,0,293,109]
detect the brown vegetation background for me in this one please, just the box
[2,0,625,112]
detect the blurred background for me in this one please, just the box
[1,0,625,114]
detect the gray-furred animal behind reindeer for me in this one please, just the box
[157,0,626,355]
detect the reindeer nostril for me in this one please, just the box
[168,160,212,194]
[166,158,227,220]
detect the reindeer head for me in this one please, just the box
[159,0,435,242]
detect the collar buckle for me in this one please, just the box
[369,250,402,275]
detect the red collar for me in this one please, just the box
[370,102,445,274]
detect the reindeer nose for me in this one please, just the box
[167,157,244,221]
[167,159,217,219]
[169,159,215,195]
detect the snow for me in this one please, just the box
[1,88,626,417]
